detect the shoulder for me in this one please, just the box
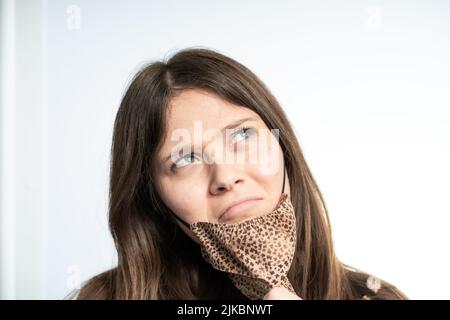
[344,265,408,300]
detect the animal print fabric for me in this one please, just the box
[189,192,297,300]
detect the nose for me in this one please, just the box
[209,164,245,195]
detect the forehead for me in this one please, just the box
[165,89,262,134]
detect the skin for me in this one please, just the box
[155,89,291,240]
[263,287,302,300]
[154,89,302,300]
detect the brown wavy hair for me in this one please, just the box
[70,47,408,300]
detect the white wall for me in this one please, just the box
[1,0,449,299]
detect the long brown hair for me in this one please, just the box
[72,47,408,300]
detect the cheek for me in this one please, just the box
[254,134,282,178]
[160,181,209,223]
[249,133,285,204]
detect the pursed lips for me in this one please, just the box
[218,197,262,222]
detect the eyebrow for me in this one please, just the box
[161,116,258,164]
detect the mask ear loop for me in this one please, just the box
[173,211,190,228]
[281,160,286,194]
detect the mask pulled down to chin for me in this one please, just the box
[187,192,297,300]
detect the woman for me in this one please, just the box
[72,48,408,300]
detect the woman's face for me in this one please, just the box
[154,89,290,243]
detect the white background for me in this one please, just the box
[1,0,449,299]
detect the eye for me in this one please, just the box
[171,152,201,170]
[232,126,254,143]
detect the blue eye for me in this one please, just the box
[170,127,255,172]
[233,126,254,143]
[172,152,200,170]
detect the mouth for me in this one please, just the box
[219,197,262,223]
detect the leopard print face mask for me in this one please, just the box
[191,191,296,300]
[172,165,297,300]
